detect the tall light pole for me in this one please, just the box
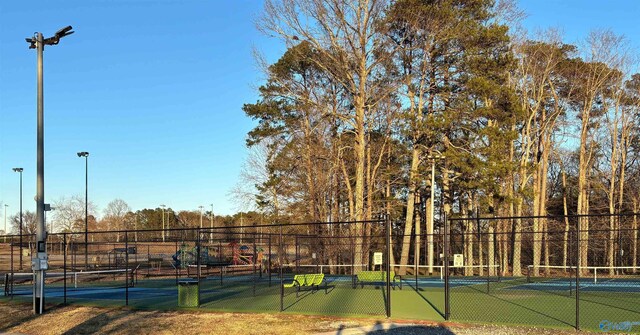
[77,151,89,270]
[13,168,24,270]
[160,204,166,242]
[427,151,444,275]
[209,204,214,244]
[3,204,7,237]
[26,25,74,314]
[198,206,204,229]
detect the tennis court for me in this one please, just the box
[2,216,640,332]
[4,267,640,332]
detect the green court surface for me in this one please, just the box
[3,275,640,332]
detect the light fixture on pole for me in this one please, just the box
[427,151,445,275]
[160,204,166,242]
[77,151,89,270]
[26,25,74,314]
[13,167,24,270]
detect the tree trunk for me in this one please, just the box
[513,202,523,276]
[561,163,570,270]
[399,147,420,275]
[386,145,396,266]
[464,194,474,276]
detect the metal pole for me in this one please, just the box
[429,159,435,275]
[268,234,272,287]
[34,31,46,315]
[253,233,257,296]
[19,170,23,270]
[219,241,223,286]
[196,228,201,307]
[486,226,490,293]
[444,211,450,320]
[125,231,129,306]
[295,236,299,273]
[210,204,214,244]
[10,236,14,298]
[160,205,166,242]
[575,221,580,330]
[175,239,178,285]
[63,233,67,304]
[84,155,88,270]
[3,205,7,241]
[414,219,418,290]
[279,224,283,312]
[385,215,391,318]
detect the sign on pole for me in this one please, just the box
[453,254,464,267]
[373,252,383,265]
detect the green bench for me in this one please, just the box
[354,271,402,289]
[283,274,327,296]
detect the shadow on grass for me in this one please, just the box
[403,280,445,318]
[458,284,574,327]
[364,325,456,334]
[61,309,145,334]
[334,320,457,334]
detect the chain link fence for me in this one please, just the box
[448,214,640,331]
[1,214,638,331]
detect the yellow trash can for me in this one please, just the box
[177,279,199,307]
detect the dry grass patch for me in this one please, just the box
[0,302,374,335]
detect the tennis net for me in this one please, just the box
[526,265,640,285]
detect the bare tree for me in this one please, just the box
[10,211,37,235]
[103,199,132,242]
[52,195,97,238]
[260,0,397,265]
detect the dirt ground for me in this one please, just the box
[0,302,599,335]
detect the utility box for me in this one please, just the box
[177,279,199,307]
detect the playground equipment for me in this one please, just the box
[172,244,210,269]
[172,243,232,269]
[230,242,260,265]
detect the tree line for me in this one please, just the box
[7,196,261,244]
[240,0,640,275]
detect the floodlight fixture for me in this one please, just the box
[77,151,89,158]
[42,26,74,46]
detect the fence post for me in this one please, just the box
[295,235,299,274]
[268,234,272,287]
[279,224,284,312]
[125,231,129,306]
[444,212,450,320]
[10,236,14,299]
[385,214,391,318]
[63,233,67,304]
[414,221,418,291]
[253,232,257,297]
[197,228,201,307]
[486,224,490,294]
[175,239,179,285]
[575,219,580,331]
[219,241,223,286]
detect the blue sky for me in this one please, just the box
[0,1,638,221]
